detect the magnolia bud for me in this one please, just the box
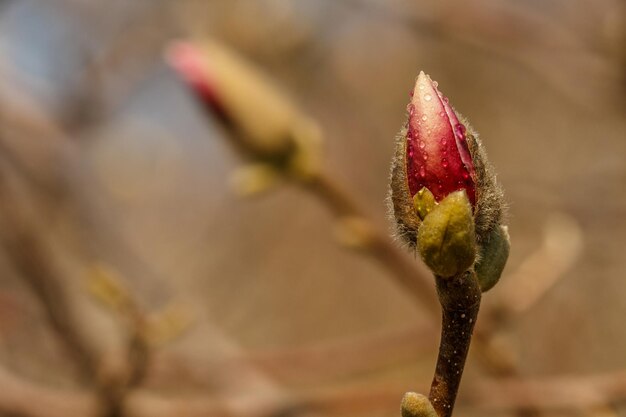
[167,39,323,180]
[390,71,507,282]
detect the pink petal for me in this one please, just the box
[435,87,476,181]
[166,42,231,124]
[406,72,475,206]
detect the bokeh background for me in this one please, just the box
[0,1,625,416]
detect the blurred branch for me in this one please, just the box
[167,39,440,319]
[64,2,173,131]
[87,265,153,417]
[0,366,97,417]
[0,137,150,416]
[0,86,78,197]
[495,212,584,317]
[3,362,626,417]
[462,371,626,411]
[0,84,293,417]
[0,361,297,417]
[337,0,622,108]
[471,212,585,377]
[305,172,441,316]
[0,164,99,382]
[150,323,435,386]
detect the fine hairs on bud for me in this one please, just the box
[461,116,507,246]
[389,124,420,247]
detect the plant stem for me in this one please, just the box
[428,271,481,417]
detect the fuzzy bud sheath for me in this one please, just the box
[389,72,509,417]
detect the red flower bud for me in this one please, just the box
[390,71,506,251]
[406,72,476,207]
[166,42,232,125]
[166,39,320,164]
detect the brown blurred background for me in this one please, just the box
[0,1,625,417]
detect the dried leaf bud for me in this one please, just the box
[417,190,476,278]
[390,71,506,256]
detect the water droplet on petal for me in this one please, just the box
[421,115,427,121]
[424,93,432,101]
[442,158,449,168]
[418,141,426,149]
[419,166,426,177]
[419,84,425,90]
[433,81,439,88]
[455,123,467,138]
[439,111,445,117]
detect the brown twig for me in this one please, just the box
[427,272,481,417]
